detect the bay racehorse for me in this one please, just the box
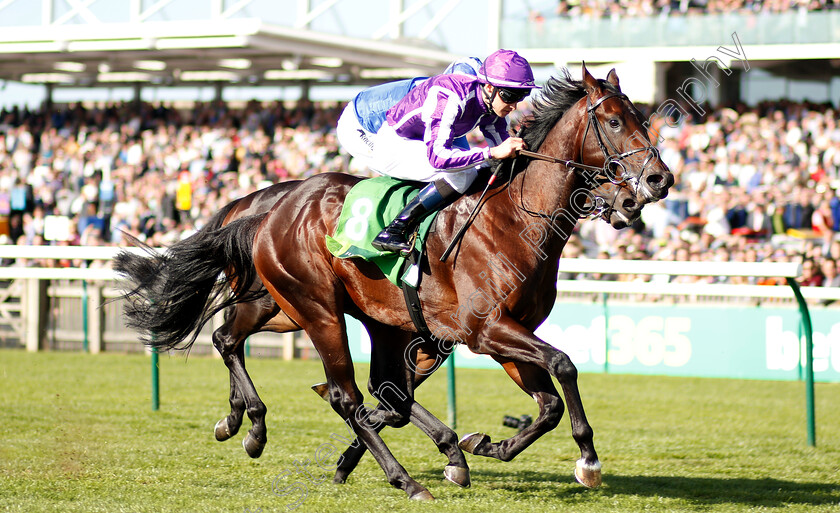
[194,146,646,462]
[115,64,672,500]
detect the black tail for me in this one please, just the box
[114,213,268,352]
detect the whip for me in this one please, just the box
[439,164,504,263]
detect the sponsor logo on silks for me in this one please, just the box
[356,129,374,150]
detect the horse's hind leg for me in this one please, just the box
[459,360,566,465]
[213,328,245,442]
[212,295,299,458]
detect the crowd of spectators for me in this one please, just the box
[1,93,839,289]
[528,0,840,21]
[0,99,345,255]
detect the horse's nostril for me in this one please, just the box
[646,173,664,189]
[622,198,638,211]
[611,218,628,230]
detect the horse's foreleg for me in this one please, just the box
[408,399,471,487]
[336,389,470,488]
[333,335,469,487]
[472,317,601,488]
[398,339,470,487]
[459,359,564,465]
[322,366,434,499]
[304,316,433,500]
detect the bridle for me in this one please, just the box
[582,92,659,195]
[515,91,660,222]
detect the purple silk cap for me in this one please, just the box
[478,49,540,89]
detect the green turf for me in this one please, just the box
[1,350,838,513]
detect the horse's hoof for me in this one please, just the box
[458,432,490,455]
[443,465,471,488]
[333,474,347,484]
[409,490,435,501]
[214,418,236,441]
[574,458,602,488]
[242,433,265,458]
[311,382,329,401]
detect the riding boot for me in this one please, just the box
[371,180,458,254]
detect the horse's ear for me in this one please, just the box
[581,62,598,93]
[606,68,620,89]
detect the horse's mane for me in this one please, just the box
[519,69,620,152]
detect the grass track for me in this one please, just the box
[1,350,838,513]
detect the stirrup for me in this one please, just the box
[371,228,417,256]
[403,230,419,257]
[371,235,410,254]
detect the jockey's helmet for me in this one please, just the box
[478,49,540,90]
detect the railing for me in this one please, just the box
[3,245,835,445]
[552,258,833,447]
[4,246,837,354]
[0,245,304,358]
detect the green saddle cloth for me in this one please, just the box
[325,176,437,287]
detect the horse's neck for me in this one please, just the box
[508,114,583,260]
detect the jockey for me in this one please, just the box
[335,56,483,169]
[367,49,540,254]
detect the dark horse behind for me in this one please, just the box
[115,64,673,501]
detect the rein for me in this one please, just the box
[517,148,600,172]
[513,146,619,222]
[508,150,620,224]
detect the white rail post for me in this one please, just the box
[88,282,103,354]
[24,278,47,351]
[282,332,294,360]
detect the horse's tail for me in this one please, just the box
[114,213,268,352]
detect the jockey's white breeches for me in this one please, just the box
[370,123,480,193]
[336,104,376,169]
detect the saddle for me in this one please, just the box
[326,176,437,332]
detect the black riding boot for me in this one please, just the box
[371,180,457,254]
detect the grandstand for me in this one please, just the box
[2,1,838,106]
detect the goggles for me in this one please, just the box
[497,87,530,105]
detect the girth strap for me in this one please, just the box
[399,250,431,334]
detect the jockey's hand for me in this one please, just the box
[490,137,527,160]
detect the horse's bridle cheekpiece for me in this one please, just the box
[584,92,659,193]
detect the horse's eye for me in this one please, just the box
[609,119,621,129]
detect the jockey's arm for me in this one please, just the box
[489,137,526,160]
[481,113,524,160]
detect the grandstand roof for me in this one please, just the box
[0,17,458,89]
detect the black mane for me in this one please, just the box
[519,69,619,152]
